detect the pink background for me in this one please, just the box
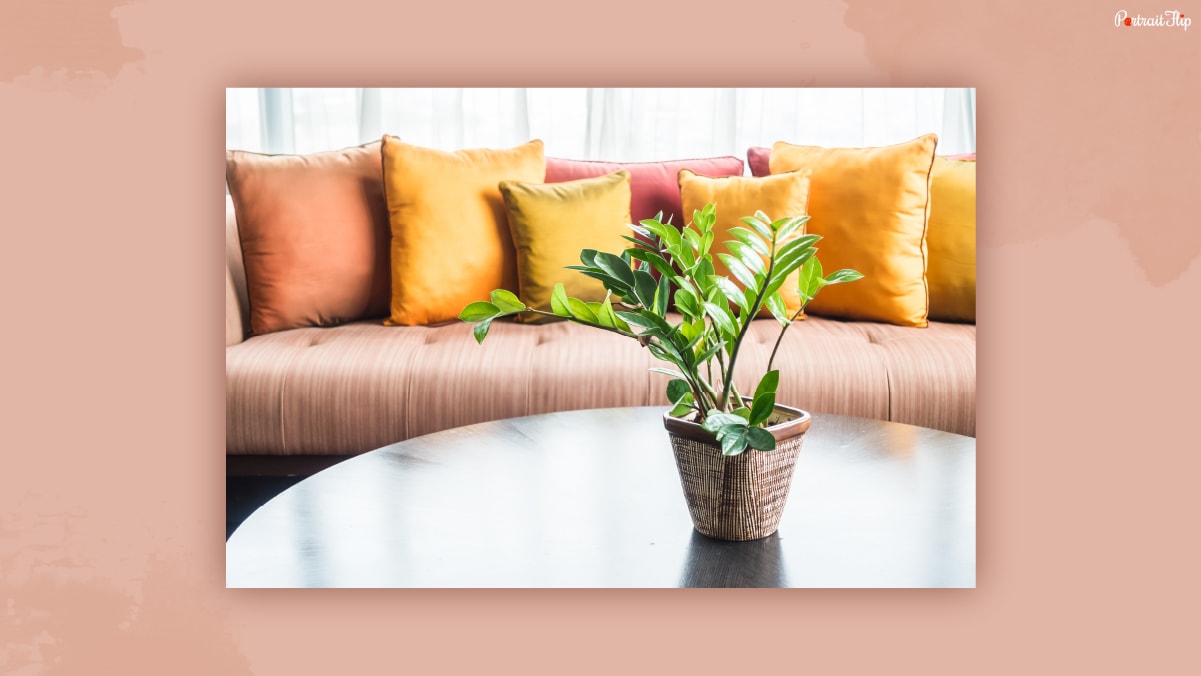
[1,0,1197,673]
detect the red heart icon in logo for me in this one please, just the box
[1124,17,1132,25]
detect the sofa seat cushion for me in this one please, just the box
[226,318,975,456]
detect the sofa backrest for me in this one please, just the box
[226,195,251,345]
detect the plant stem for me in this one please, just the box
[718,239,778,411]
[766,305,807,373]
[697,374,721,411]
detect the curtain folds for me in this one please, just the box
[226,88,976,161]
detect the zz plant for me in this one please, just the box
[460,203,862,456]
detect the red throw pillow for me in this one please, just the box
[747,146,772,178]
[546,156,745,228]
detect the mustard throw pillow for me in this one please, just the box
[769,134,938,327]
[927,157,976,322]
[499,171,633,323]
[678,169,812,317]
[381,136,546,325]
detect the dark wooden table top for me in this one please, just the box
[227,407,975,588]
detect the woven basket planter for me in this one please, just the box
[663,404,811,541]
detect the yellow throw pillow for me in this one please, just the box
[678,169,812,317]
[769,134,938,327]
[381,136,546,325]
[499,171,633,323]
[927,157,976,322]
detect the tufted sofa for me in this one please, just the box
[225,198,976,464]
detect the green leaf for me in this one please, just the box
[640,219,674,242]
[765,246,815,296]
[627,224,653,239]
[693,203,717,230]
[659,223,683,253]
[774,215,809,243]
[667,323,695,355]
[472,318,493,344]
[460,301,499,323]
[703,411,748,433]
[590,300,616,328]
[580,249,600,268]
[727,241,766,275]
[631,269,658,308]
[654,274,670,316]
[700,230,714,258]
[732,406,752,421]
[668,394,695,418]
[666,379,692,404]
[703,302,737,340]
[490,289,525,315]
[594,251,636,288]
[609,299,633,332]
[646,341,672,363]
[673,244,696,271]
[674,287,702,319]
[692,260,716,296]
[599,295,630,332]
[616,310,672,334]
[621,235,656,252]
[825,268,865,285]
[744,287,758,313]
[567,297,599,323]
[714,277,748,312]
[655,332,695,371]
[729,227,770,256]
[682,227,701,252]
[775,234,821,263]
[764,292,790,325]
[627,248,675,278]
[798,257,823,302]
[749,392,776,427]
[754,370,780,400]
[749,371,779,425]
[693,341,724,367]
[713,423,743,442]
[718,253,759,291]
[650,367,688,379]
[720,428,750,456]
[678,317,701,343]
[740,214,773,241]
[566,268,632,297]
[746,427,777,452]
[640,212,665,227]
[550,283,571,317]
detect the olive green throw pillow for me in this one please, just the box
[498,171,632,323]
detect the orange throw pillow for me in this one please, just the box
[927,156,976,322]
[226,143,391,336]
[381,137,546,325]
[770,134,938,327]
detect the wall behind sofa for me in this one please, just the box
[226,87,976,161]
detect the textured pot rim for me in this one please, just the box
[662,400,812,445]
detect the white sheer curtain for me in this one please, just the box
[226,88,976,161]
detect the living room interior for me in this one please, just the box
[224,87,977,586]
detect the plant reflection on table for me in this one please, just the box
[679,529,786,588]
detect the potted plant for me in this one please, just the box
[459,203,862,540]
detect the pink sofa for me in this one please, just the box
[225,198,976,461]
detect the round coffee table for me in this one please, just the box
[227,407,975,587]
